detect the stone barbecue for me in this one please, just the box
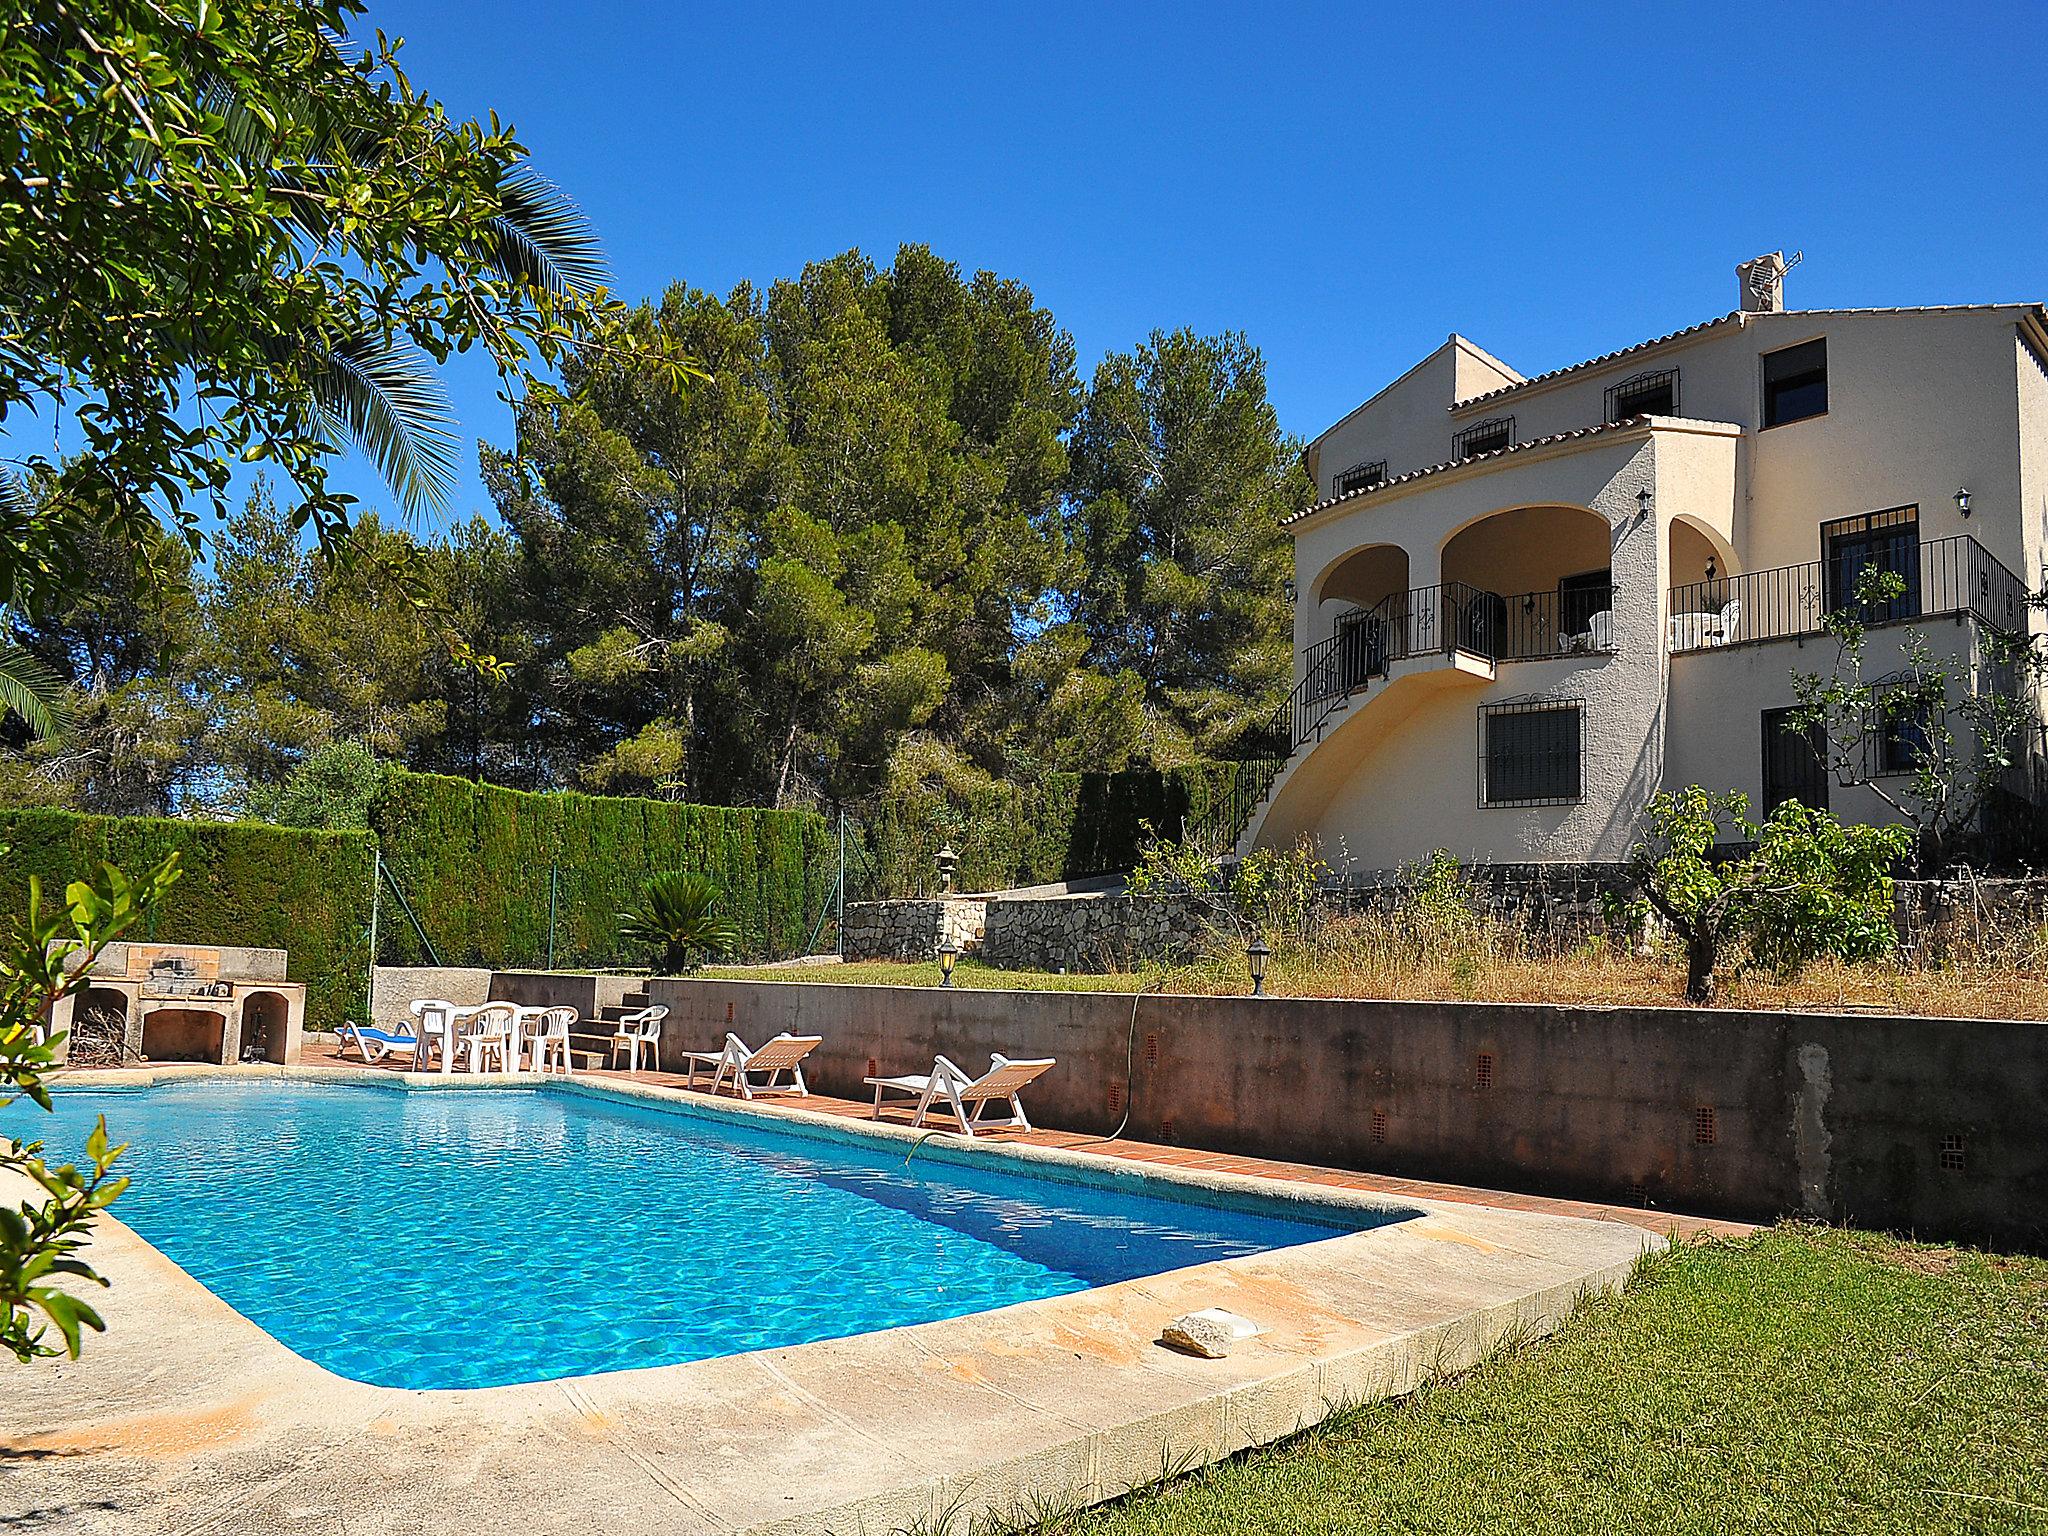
[47,942,307,1067]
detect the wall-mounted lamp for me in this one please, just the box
[937,939,959,987]
[1247,936,1271,998]
[1954,486,1972,519]
[1636,487,1654,517]
[1705,555,1718,582]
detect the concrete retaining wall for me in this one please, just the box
[630,978,2045,1248]
[367,966,490,1029]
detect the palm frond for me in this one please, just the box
[312,334,461,517]
[0,643,71,741]
[487,167,609,297]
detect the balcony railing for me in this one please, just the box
[1497,585,1617,660]
[1667,534,2030,653]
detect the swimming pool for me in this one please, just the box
[36,1081,1384,1389]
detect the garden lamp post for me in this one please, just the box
[938,938,959,987]
[1247,937,1271,997]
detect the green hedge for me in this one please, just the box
[858,761,1283,898]
[371,772,836,969]
[0,808,373,1031]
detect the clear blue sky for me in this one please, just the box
[344,0,2046,530]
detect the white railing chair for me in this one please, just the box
[531,1005,577,1074]
[608,1005,669,1072]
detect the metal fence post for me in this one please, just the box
[547,863,559,971]
[367,848,381,1023]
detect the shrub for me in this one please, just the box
[371,771,832,968]
[0,808,372,1029]
[617,872,740,974]
[1628,788,1910,1004]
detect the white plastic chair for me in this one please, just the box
[454,1002,516,1074]
[608,1005,668,1072]
[406,998,458,1070]
[693,1032,820,1099]
[530,1005,576,1074]
[865,1052,1057,1137]
[1708,597,1742,646]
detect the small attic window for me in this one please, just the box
[1334,460,1387,497]
[1605,368,1678,422]
[1453,417,1514,459]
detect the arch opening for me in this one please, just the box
[242,989,290,1064]
[1440,505,1614,659]
[1314,543,1410,614]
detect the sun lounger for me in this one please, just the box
[338,1020,421,1064]
[683,1032,820,1099]
[864,1052,1056,1136]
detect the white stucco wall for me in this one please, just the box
[1666,622,1987,830]
[1268,302,2046,868]
[1442,307,2036,579]
[1309,337,1521,498]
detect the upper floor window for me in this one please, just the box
[1762,338,1827,428]
[1453,416,1514,459]
[1605,368,1679,422]
[1334,460,1387,497]
[1479,699,1584,807]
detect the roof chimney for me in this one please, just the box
[1737,251,1801,313]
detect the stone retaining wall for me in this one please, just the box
[841,899,986,962]
[979,894,1212,970]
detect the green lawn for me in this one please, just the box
[1033,1227,2047,1536]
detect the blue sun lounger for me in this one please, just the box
[338,1021,422,1065]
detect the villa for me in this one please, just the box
[1243,254,2048,868]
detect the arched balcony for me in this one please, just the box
[1440,504,1616,659]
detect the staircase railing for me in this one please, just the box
[1278,582,1506,758]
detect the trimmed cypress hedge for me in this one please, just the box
[857,761,1282,898]
[0,808,373,1031]
[370,772,836,969]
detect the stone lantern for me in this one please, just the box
[936,843,958,895]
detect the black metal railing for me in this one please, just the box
[1496,584,1617,660]
[1280,583,1517,756]
[1667,534,2030,653]
[1377,581,1505,665]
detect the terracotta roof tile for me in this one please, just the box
[1449,302,2044,415]
[1284,416,1657,528]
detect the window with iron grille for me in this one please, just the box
[1762,337,1827,427]
[1823,505,1920,621]
[1452,416,1514,459]
[1871,688,1933,777]
[1605,367,1678,422]
[1334,459,1386,497]
[1480,699,1584,807]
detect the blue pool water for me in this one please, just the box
[32,1082,1377,1389]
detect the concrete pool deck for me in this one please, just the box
[7,1065,1686,1535]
